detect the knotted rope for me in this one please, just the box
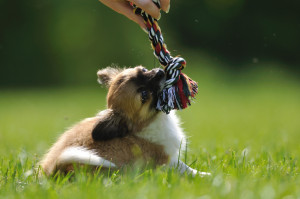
[131,0,198,114]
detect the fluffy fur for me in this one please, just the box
[39,66,210,177]
[58,146,116,168]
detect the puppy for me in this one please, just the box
[39,66,209,176]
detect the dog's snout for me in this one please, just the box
[155,69,165,79]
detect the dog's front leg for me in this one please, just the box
[169,157,211,177]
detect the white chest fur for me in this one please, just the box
[137,111,186,158]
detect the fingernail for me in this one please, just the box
[157,12,161,20]
[166,4,170,13]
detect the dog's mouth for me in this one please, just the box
[148,69,166,109]
[152,68,166,92]
[158,76,166,93]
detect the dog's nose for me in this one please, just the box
[155,68,165,79]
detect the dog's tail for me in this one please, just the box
[58,146,116,168]
[40,146,116,176]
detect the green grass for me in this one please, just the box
[1,63,300,198]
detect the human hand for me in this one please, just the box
[98,0,170,30]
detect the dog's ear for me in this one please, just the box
[92,110,129,141]
[97,67,123,87]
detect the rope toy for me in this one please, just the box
[130,0,198,114]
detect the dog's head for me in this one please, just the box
[92,66,165,141]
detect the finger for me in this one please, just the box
[130,0,161,19]
[160,0,170,13]
[99,0,146,29]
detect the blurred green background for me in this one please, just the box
[1,1,300,197]
[0,0,300,155]
[0,0,299,87]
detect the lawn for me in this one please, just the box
[0,61,300,198]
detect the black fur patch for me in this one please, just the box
[132,69,163,90]
[132,69,164,108]
[92,111,128,141]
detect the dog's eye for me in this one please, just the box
[141,90,148,104]
[137,88,149,104]
[142,68,148,72]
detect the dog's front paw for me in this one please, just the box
[190,169,211,177]
[198,171,211,177]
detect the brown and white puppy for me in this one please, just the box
[39,66,209,176]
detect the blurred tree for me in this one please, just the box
[0,0,154,87]
[167,0,300,71]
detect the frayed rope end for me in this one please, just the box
[157,72,198,114]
